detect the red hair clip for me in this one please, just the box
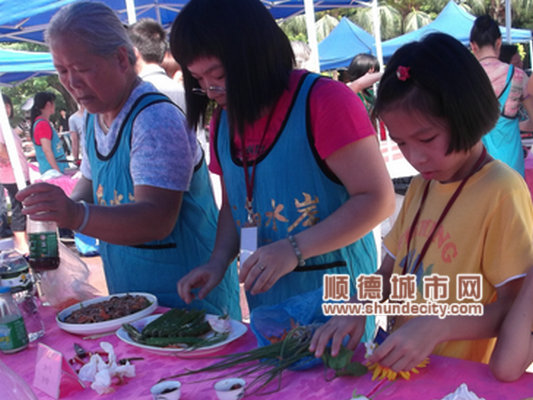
[396,66,410,81]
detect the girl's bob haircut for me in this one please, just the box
[169,0,294,135]
[373,33,499,154]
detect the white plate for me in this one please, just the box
[56,292,158,336]
[116,313,247,357]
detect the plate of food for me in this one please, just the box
[56,292,158,336]
[116,308,247,357]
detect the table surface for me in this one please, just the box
[2,305,533,400]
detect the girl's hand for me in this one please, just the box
[239,238,298,295]
[309,315,366,358]
[367,317,441,372]
[177,262,227,304]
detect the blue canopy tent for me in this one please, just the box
[0,0,375,73]
[0,48,55,86]
[318,17,374,71]
[0,0,369,44]
[380,1,532,59]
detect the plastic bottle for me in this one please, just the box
[0,286,28,353]
[0,249,45,341]
[0,358,38,400]
[27,219,60,271]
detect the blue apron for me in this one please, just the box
[85,92,240,319]
[32,118,68,174]
[216,73,377,341]
[482,65,524,176]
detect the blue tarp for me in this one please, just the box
[0,48,55,85]
[0,0,369,44]
[380,1,532,58]
[318,17,374,71]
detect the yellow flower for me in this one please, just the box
[366,358,429,381]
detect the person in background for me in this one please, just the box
[470,15,533,176]
[57,108,69,133]
[128,18,186,112]
[68,103,84,164]
[342,53,382,114]
[499,43,524,69]
[0,94,30,254]
[171,0,394,339]
[490,266,533,381]
[30,92,68,175]
[16,1,240,318]
[310,34,533,371]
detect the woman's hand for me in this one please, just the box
[16,182,82,229]
[239,238,298,295]
[177,261,228,304]
[309,315,366,358]
[367,317,441,372]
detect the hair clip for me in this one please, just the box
[396,66,410,81]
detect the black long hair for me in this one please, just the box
[30,91,55,142]
[470,15,501,48]
[169,0,294,136]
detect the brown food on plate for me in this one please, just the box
[63,295,151,324]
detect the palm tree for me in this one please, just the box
[348,4,402,40]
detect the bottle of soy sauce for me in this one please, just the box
[27,220,60,272]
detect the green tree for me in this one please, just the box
[0,43,76,125]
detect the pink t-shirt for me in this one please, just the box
[209,69,375,174]
[0,127,29,184]
[33,119,53,146]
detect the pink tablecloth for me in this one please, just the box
[2,305,533,400]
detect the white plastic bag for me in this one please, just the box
[38,242,100,309]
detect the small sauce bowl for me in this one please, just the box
[214,377,246,400]
[150,380,181,400]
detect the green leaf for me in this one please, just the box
[321,346,354,371]
[336,361,368,377]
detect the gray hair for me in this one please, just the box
[45,1,136,65]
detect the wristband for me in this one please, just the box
[76,200,90,232]
[287,235,305,267]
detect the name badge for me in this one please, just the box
[240,226,257,265]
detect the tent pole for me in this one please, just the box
[371,0,383,68]
[0,91,26,191]
[125,0,137,25]
[304,0,320,72]
[505,0,511,43]
[529,40,533,71]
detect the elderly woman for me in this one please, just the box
[16,2,240,318]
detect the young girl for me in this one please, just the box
[310,33,533,372]
[490,267,533,381]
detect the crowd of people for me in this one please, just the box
[3,0,533,384]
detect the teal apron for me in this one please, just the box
[482,65,524,176]
[216,73,376,341]
[32,118,68,174]
[86,92,241,319]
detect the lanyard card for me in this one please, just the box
[240,225,257,266]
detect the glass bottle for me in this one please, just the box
[0,250,45,341]
[0,286,28,353]
[0,358,38,399]
[27,219,60,271]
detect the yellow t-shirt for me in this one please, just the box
[384,160,533,363]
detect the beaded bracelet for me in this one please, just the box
[76,200,90,232]
[287,235,305,267]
